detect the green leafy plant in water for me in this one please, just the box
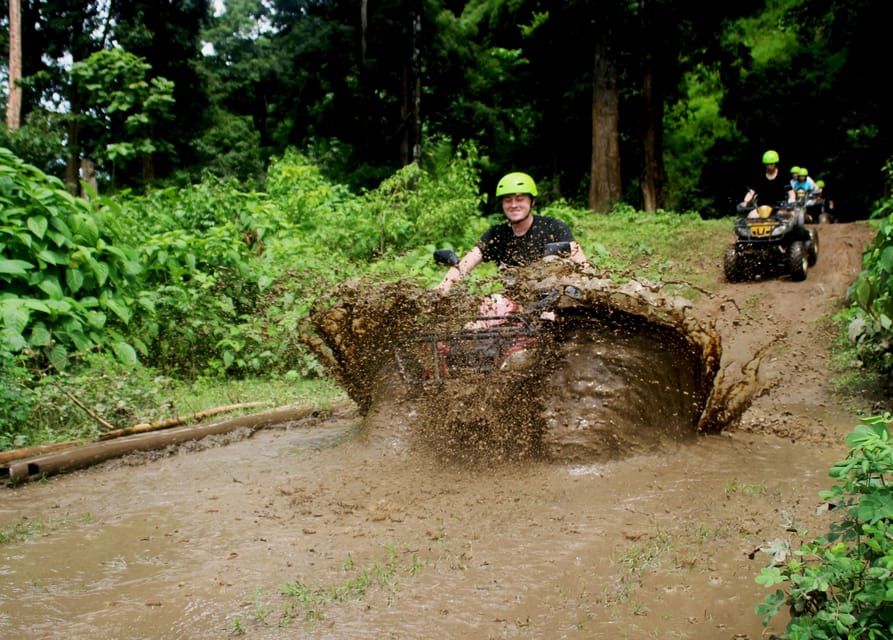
[755,413,893,639]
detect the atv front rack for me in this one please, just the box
[394,315,543,383]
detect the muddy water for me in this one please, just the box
[378,313,710,468]
[0,415,845,639]
[306,260,732,456]
[2,224,874,639]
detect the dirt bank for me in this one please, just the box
[0,221,879,640]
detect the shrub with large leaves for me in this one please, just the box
[0,147,143,369]
[848,200,893,390]
[756,414,893,639]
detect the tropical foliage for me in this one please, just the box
[756,414,893,639]
[848,166,893,391]
[0,142,488,445]
[2,0,891,214]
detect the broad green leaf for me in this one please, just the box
[36,248,68,266]
[37,276,65,299]
[85,310,107,329]
[66,266,85,293]
[103,297,132,324]
[65,328,93,352]
[72,214,100,245]
[87,256,110,286]
[29,323,52,347]
[1,298,30,331]
[1,327,27,351]
[0,259,34,275]
[44,299,73,313]
[111,341,138,366]
[27,215,48,239]
[46,342,68,372]
[19,298,51,313]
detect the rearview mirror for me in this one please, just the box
[433,249,460,266]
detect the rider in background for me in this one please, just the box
[434,171,588,293]
[740,149,795,219]
[791,167,819,195]
[815,178,836,218]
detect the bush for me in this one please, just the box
[756,414,893,639]
[0,147,144,370]
[0,349,37,449]
[848,199,893,393]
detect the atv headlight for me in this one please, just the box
[770,225,786,237]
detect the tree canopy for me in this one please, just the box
[1,0,890,215]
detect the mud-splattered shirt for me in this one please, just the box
[477,215,575,267]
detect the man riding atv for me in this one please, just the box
[434,172,589,292]
[740,149,797,221]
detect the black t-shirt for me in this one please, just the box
[747,171,794,206]
[477,215,575,267]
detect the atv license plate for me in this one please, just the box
[747,221,776,238]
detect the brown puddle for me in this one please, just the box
[305,259,760,465]
[1,224,872,640]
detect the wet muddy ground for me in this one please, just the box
[0,222,880,639]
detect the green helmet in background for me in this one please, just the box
[496,172,538,198]
[762,150,780,164]
[816,179,825,188]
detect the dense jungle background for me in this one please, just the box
[1,0,892,214]
[3,3,893,638]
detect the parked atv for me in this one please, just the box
[723,202,819,282]
[393,243,580,384]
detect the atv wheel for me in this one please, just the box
[807,228,819,266]
[723,246,743,282]
[788,241,808,281]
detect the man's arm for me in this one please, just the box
[434,245,483,292]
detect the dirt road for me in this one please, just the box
[0,221,879,640]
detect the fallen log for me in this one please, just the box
[0,402,269,465]
[1,403,354,485]
[0,439,89,465]
[97,402,268,440]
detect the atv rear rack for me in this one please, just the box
[394,315,543,383]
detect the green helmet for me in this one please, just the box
[790,166,801,175]
[762,150,780,164]
[816,179,825,188]
[496,172,538,198]
[799,167,808,176]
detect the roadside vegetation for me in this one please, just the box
[0,144,889,450]
[756,414,893,639]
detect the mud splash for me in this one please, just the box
[304,258,760,463]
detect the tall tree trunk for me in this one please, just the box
[589,33,622,213]
[401,7,422,167]
[65,119,80,195]
[5,0,22,131]
[639,0,666,212]
[360,0,367,63]
[80,158,97,198]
